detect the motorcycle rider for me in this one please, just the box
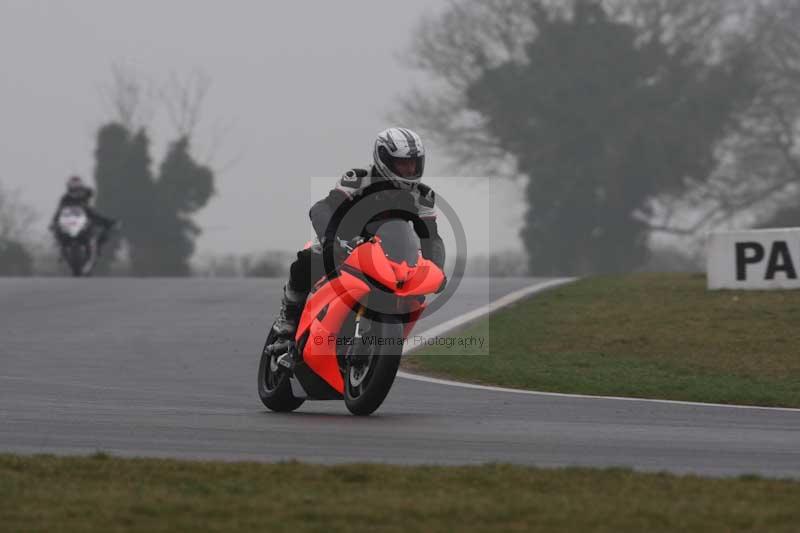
[270,128,446,366]
[50,176,117,248]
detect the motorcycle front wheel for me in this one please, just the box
[65,243,87,277]
[344,315,403,416]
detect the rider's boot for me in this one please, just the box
[272,285,307,338]
[271,285,307,371]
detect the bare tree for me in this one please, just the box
[401,0,800,253]
[398,0,763,274]
[394,0,542,176]
[100,64,158,131]
[645,0,800,237]
[94,67,223,276]
[159,70,242,173]
[101,65,217,141]
[397,0,746,177]
[161,69,211,139]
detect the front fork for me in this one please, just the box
[353,304,367,339]
[348,295,423,365]
[348,303,369,366]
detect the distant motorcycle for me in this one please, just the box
[258,219,446,416]
[54,206,101,277]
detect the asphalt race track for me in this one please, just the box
[1,278,799,478]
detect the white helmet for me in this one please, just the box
[373,127,425,187]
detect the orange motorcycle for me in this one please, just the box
[258,219,445,416]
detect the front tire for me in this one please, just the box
[66,243,87,277]
[344,316,403,416]
[257,329,305,412]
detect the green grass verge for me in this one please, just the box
[406,273,800,407]
[2,454,800,532]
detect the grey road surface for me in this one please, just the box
[1,278,799,478]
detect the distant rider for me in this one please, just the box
[270,128,446,364]
[50,176,117,248]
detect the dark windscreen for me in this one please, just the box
[367,219,420,266]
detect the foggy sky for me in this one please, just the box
[0,1,524,259]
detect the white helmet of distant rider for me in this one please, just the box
[373,127,425,188]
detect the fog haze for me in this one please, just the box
[0,1,524,258]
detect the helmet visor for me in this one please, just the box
[378,148,425,180]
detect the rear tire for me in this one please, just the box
[344,316,403,416]
[257,329,305,412]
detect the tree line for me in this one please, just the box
[6,1,800,277]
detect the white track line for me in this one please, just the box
[398,278,800,413]
[401,278,577,354]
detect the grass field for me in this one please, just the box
[2,454,800,532]
[405,274,800,407]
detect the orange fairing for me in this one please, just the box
[296,240,443,394]
[344,241,445,296]
[395,257,445,297]
[344,241,398,289]
[299,271,370,393]
[297,271,369,338]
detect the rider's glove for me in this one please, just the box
[337,236,364,254]
[321,236,364,267]
[334,237,365,263]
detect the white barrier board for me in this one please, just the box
[707,228,800,290]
